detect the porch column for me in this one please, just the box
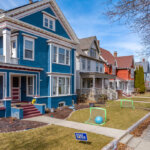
[93,76,95,96]
[3,28,11,63]
[102,78,104,94]
[108,79,110,89]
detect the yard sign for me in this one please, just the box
[75,133,88,141]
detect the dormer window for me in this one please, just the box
[43,13,55,31]
[90,48,96,58]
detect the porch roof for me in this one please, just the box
[0,63,43,72]
[80,72,116,79]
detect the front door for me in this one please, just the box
[11,76,20,101]
[0,76,3,100]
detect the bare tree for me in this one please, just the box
[106,0,150,54]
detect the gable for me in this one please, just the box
[19,7,70,39]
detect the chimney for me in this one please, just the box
[142,58,145,62]
[29,0,33,4]
[114,51,117,57]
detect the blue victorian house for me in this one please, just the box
[0,0,78,118]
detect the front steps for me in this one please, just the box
[21,104,42,119]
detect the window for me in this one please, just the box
[59,77,65,95]
[27,76,34,96]
[52,45,70,65]
[24,37,34,60]
[87,78,93,88]
[43,15,55,31]
[87,60,91,71]
[52,76,70,96]
[53,46,57,63]
[52,77,58,96]
[58,102,65,107]
[96,62,99,72]
[100,64,104,73]
[82,58,86,70]
[66,50,70,65]
[90,48,96,58]
[59,48,65,64]
[11,37,17,58]
[131,69,134,78]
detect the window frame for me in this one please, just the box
[43,14,55,31]
[52,44,70,66]
[23,37,35,61]
[82,58,86,71]
[100,63,104,73]
[11,36,18,59]
[52,76,71,96]
[87,59,91,71]
[26,76,34,97]
[58,101,66,108]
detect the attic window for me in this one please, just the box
[43,14,55,31]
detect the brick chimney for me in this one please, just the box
[114,51,117,57]
[29,0,33,4]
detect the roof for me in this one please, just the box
[116,56,134,69]
[100,48,115,65]
[135,61,150,73]
[77,36,104,62]
[79,36,96,50]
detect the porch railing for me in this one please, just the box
[0,55,5,63]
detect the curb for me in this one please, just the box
[102,112,150,150]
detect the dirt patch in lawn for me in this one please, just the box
[130,116,150,137]
[45,104,89,119]
[0,118,47,133]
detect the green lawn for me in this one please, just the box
[0,125,112,150]
[125,97,150,102]
[67,101,150,130]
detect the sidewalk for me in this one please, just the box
[128,125,150,150]
[25,116,126,139]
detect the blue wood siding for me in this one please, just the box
[20,7,70,39]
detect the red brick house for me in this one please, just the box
[101,48,134,96]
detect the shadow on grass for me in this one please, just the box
[79,141,92,145]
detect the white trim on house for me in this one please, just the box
[2,0,79,43]
[22,33,38,39]
[0,73,5,100]
[42,11,57,20]
[23,36,35,61]
[26,75,35,97]
[58,101,65,107]
[43,13,56,31]
[47,72,72,76]
[11,36,18,59]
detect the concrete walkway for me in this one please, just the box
[128,125,150,150]
[25,116,126,139]
[117,99,150,104]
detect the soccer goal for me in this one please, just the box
[120,99,134,109]
[85,107,107,126]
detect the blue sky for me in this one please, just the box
[0,0,144,61]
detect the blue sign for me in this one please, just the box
[75,133,88,141]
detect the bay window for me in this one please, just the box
[52,76,70,96]
[43,14,55,31]
[100,64,104,73]
[27,76,34,96]
[82,58,86,70]
[96,62,99,72]
[52,45,70,65]
[87,60,91,71]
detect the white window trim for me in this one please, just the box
[58,101,66,107]
[26,76,34,97]
[11,36,18,59]
[23,36,35,61]
[43,14,56,31]
[52,44,70,66]
[52,76,71,96]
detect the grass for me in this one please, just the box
[0,125,112,150]
[125,97,150,102]
[67,101,150,130]
[136,92,150,97]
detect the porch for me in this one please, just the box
[0,65,42,103]
[78,72,117,100]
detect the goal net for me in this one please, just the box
[120,99,134,109]
[85,107,107,125]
